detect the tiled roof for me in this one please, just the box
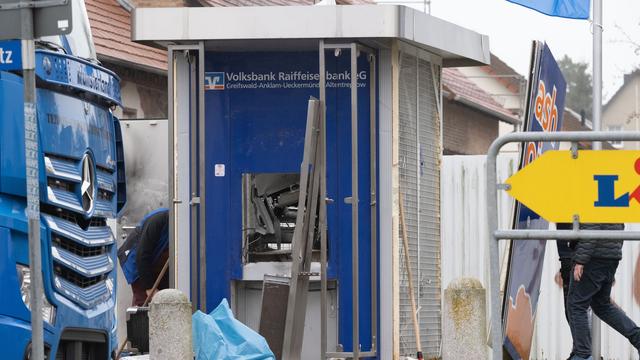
[86,0,167,71]
[562,107,591,132]
[479,54,524,94]
[197,0,372,6]
[86,0,370,71]
[561,107,615,149]
[443,68,519,122]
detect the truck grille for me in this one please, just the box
[54,266,108,288]
[45,214,114,309]
[44,213,114,310]
[42,153,116,309]
[43,154,116,218]
[53,234,107,257]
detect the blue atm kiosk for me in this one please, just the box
[132,5,490,358]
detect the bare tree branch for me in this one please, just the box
[614,23,640,55]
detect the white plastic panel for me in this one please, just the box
[441,154,515,357]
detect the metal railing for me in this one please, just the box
[486,131,640,359]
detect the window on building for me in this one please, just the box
[608,125,624,148]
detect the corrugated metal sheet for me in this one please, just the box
[442,154,640,360]
[399,51,421,356]
[417,57,441,354]
[398,51,441,356]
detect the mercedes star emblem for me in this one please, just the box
[81,153,95,214]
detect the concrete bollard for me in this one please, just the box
[442,277,487,359]
[149,289,193,359]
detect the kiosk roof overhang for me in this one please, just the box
[132,5,490,67]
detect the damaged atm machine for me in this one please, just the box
[132,5,489,359]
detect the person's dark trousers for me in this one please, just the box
[560,259,572,322]
[568,259,640,357]
[560,259,575,360]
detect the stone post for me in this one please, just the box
[149,289,193,359]
[442,278,487,359]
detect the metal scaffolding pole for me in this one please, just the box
[21,9,44,360]
[591,1,604,355]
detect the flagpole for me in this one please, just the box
[592,0,603,357]
[592,0,603,148]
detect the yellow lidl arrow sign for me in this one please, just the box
[505,150,640,223]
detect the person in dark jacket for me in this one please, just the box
[567,223,640,360]
[130,209,169,306]
[136,210,169,299]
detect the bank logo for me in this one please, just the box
[205,72,225,90]
[594,157,640,207]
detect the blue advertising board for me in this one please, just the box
[503,42,567,359]
[203,51,375,354]
[0,40,22,71]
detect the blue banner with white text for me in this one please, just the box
[503,42,567,360]
[0,40,22,71]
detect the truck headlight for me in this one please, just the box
[16,265,56,325]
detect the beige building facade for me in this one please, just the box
[603,71,640,149]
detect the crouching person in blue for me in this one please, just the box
[568,223,640,360]
[118,208,170,306]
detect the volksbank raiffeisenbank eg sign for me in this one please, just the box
[205,70,368,91]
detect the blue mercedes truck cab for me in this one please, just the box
[0,2,125,358]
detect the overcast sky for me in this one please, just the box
[392,0,640,101]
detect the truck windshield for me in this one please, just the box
[39,0,97,61]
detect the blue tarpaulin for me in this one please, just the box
[192,298,275,360]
